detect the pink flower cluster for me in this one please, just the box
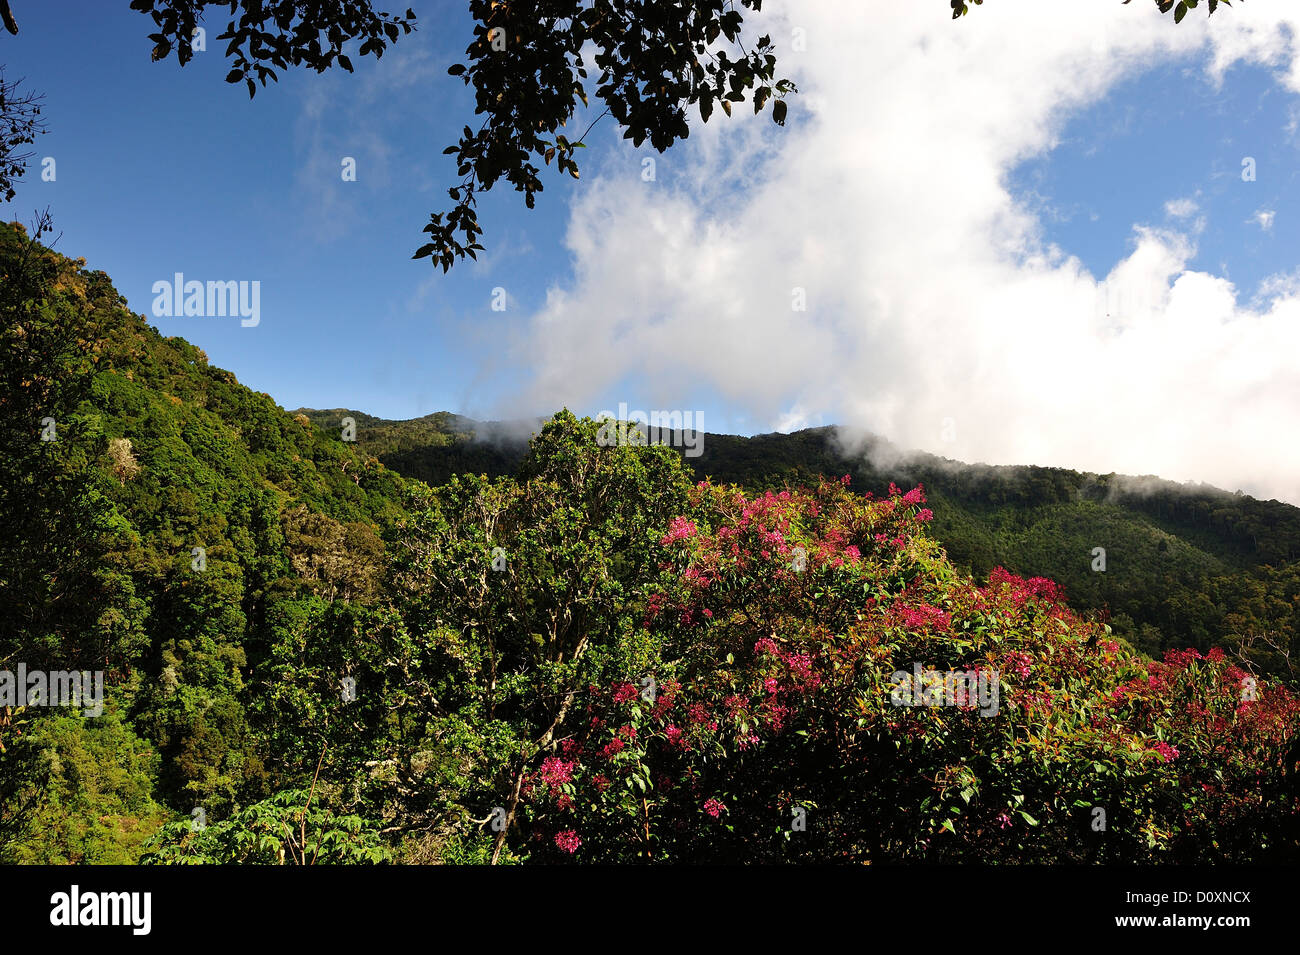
[652,680,678,719]
[1164,648,1204,669]
[897,603,952,632]
[785,652,822,690]
[886,482,927,507]
[687,703,718,730]
[554,830,581,854]
[539,756,575,788]
[661,516,699,545]
[988,567,1064,605]
[703,798,726,817]
[1151,741,1180,763]
[643,593,667,626]
[763,701,791,732]
[1004,651,1032,679]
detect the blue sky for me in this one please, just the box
[1009,56,1299,298]
[4,1,1300,500]
[0,1,578,420]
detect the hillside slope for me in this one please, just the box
[0,221,407,861]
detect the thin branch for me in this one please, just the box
[300,742,329,865]
[573,107,611,147]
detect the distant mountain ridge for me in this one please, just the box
[294,407,1300,680]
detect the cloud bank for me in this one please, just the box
[500,0,1300,504]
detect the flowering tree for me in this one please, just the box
[503,461,1298,863]
[157,412,1297,864]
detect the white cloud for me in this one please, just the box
[1165,197,1199,218]
[498,0,1300,504]
[1252,208,1277,230]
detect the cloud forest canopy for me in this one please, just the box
[1,222,1296,865]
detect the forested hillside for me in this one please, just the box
[3,223,1297,865]
[293,407,532,489]
[0,221,404,861]
[296,411,1300,683]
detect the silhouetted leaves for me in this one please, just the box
[419,0,795,270]
[129,0,415,87]
[0,70,44,202]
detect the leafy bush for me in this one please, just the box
[142,788,390,865]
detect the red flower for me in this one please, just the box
[1151,741,1180,763]
[897,603,952,632]
[1005,651,1032,679]
[661,516,698,545]
[539,756,575,788]
[554,830,581,854]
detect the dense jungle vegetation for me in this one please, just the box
[2,222,1296,864]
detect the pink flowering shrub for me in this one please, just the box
[495,474,1298,863]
